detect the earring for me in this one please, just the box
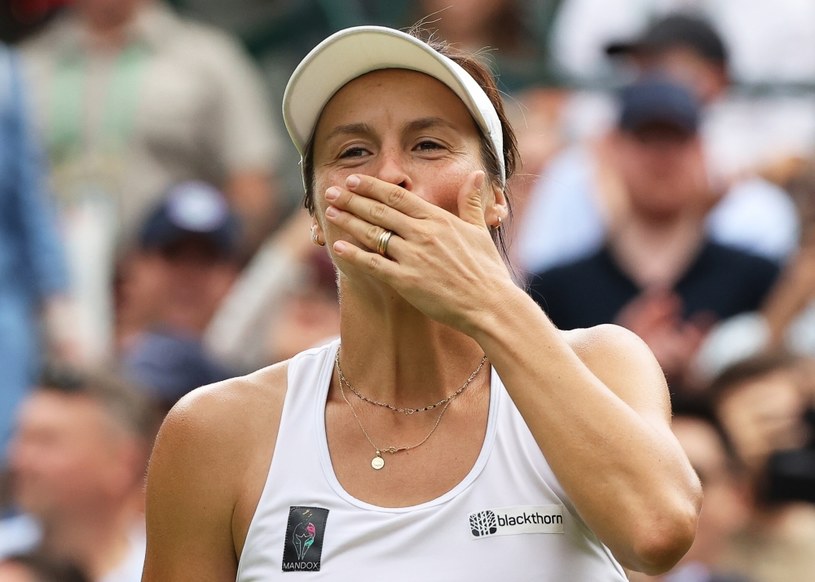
[311,226,325,247]
[492,215,502,230]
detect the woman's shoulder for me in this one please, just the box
[153,360,290,482]
[165,361,288,443]
[561,323,664,381]
[560,324,669,412]
[561,323,651,357]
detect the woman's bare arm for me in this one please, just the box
[142,365,286,581]
[472,294,701,574]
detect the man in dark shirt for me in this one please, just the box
[529,78,779,394]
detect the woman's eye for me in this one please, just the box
[339,146,369,159]
[415,140,444,152]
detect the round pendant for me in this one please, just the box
[371,455,385,470]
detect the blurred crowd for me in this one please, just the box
[0,1,814,581]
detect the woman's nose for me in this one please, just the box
[374,150,413,190]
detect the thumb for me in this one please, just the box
[457,170,487,227]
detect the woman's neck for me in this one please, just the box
[336,283,485,407]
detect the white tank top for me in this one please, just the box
[237,340,627,581]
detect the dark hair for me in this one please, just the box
[300,27,519,261]
[1,552,91,582]
[707,350,801,404]
[37,363,161,447]
[671,397,745,476]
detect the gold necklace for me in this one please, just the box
[335,351,487,415]
[334,351,487,470]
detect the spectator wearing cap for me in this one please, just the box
[515,10,801,277]
[603,12,801,263]
[116,181,238,408]
[550,1,815,162]
[529,77,780,399]
[604,13,728,105]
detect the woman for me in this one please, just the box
[142,26,701,580]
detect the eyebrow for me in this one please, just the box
[404,116,460,133]
[325,122,372,142]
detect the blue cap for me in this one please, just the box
[606,13,728,66]
[139,181,240,256]
[618,77,701,134]
[123,329,234,405]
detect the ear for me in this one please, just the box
[484,182,508,229]
[311,218,326,247]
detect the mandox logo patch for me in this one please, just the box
[469,505,565,538]
[282,506,329,572]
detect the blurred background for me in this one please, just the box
[0,1,814,581]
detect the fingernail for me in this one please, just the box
[325,206,338,218]
[325,187,340,201]
[346,175,360,188]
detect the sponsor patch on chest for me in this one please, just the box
[468,505,565,538]
[282,506,329,572]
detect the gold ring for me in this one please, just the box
[376,229,394,257]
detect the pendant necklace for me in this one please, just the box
[334,350,486,470]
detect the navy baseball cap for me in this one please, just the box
[617,77,701,134]
[605,13,728,66]
[123,329,234,406]
[138,181,240,256]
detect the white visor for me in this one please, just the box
[282,25,506,186]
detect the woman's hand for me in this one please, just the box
[322,171,513,333]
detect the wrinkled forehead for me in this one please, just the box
[314,68,480,141]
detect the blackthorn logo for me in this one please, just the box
[469,510,498,537]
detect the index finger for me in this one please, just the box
[345,174,433,219]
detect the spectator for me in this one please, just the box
[695,166,815,379]
[118,181,238,407]
[548,1,815,175]
[707,352,815,582]
[603,13,801,261]
[603,13,729,105]
[19,0,282,363]
[0,44,74,459]
[630,411,754,582]
[0,552,91,582]
[204,209,339,372]
[529,78,779,396]
[0,365,158,582]
[261,248,339,364]
[515,11,800,275]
